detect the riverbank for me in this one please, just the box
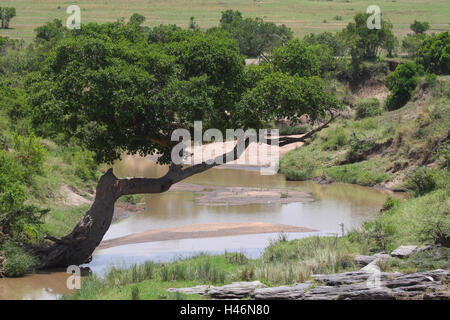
[65,77,449,300]
[1,75,448,299]
[66,236,450,300]
[280,77,450,190]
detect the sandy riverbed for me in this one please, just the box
[98,222,316,249]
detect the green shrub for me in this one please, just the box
[303,32,347,56]
[259,236,357,285]
[0,150,47,242]
[0,7,16,29]
[322,126,348,150]
[420,221,450,247]
[217,9,293,57]
[434,143,449,170]
[62,147,98,182]
[131,286,140,300]
[381,196,400,212]
[402,34,426,58]
[272,39,321,77]
[281,157,318,181]
[237,264,255,282]
[405,166,437,196]
[416,32,450,75]
[410,20,430,35]
[424,73,438,87]
[345,132,375,163]
[342,13,396,60]
[12,133,46,175]
[225,252,249,265]
[362,220,393,252]
[1,241,36,277]
[325,161,388,186]
[385,62,423,110]
[354,98,382,119]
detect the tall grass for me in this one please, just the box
[160,259,226,283]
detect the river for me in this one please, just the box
[0,155,394,299]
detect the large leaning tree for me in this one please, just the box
[27,21,341,268]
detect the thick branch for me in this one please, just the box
[174,136,251,182]
[269,112,337,147]
[117,112,336,197]
[117,137,251,196]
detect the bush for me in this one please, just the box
[342,13,396,60]
[381,196,400,212]
[354,98,382,119]
[405,166,437,196]
[338,60,389,86]
[0,150,47,242]
[281,157,318,181]
[402,34,426,58]
[217,10,293,57]
[271,39,321,77]
[385,62,423,110]
[416,32,450,75]
[62,147,98,182]
[129,13,146,26]
[325,161,388,186]
[12,133,46,175]
[424,73,438,87]
[259,236,357,284]
[0,7,16,29]
[434,143,449,170]
[34,19,65,43]
[119,194,144,205]
[322,127,348,150]
[303,32,347,56]
[131,286,140,300]
[225,252,249,265]
[420,221,450,247]
[410,20,430,35]
[1,241,36,277]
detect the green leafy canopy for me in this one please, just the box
[28,20,340,165]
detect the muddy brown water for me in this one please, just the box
[0,155,397,300]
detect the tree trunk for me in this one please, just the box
[33,169,122,268]
[33,165,183,268]
[30,126,330,269]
